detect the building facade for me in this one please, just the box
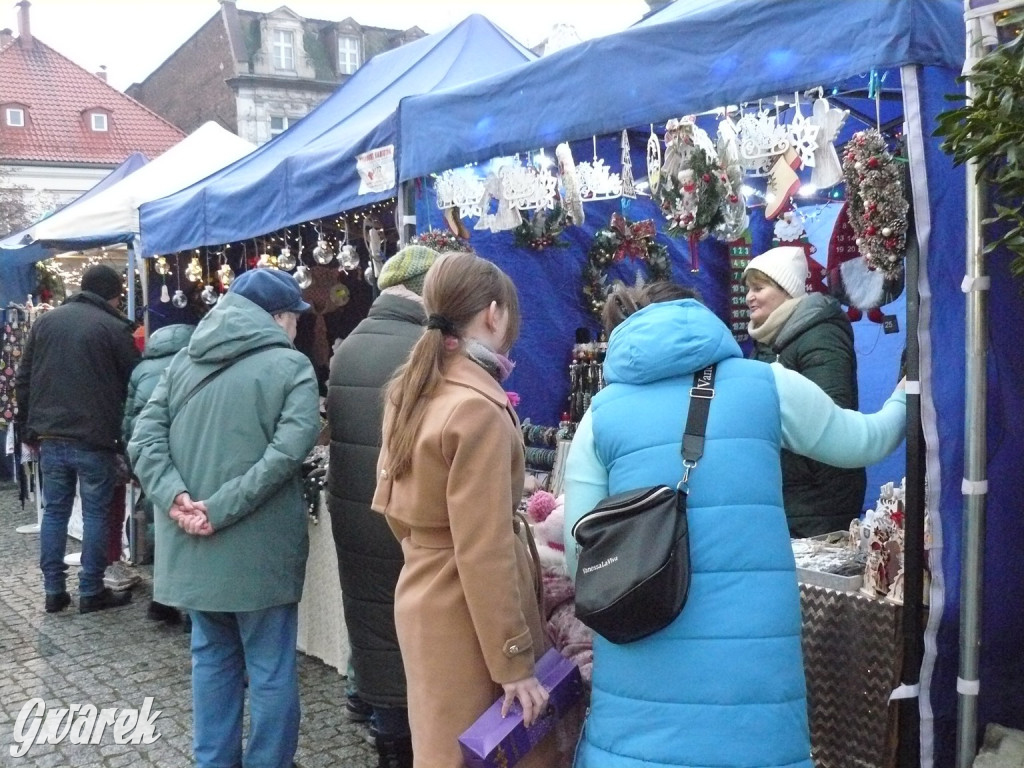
[127,1,423,146]
[0,1,184,229]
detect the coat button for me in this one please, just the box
[508,644,519,654]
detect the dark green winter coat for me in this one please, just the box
[122,323,194,445]
[751,293,866,537]
[128,293,320,612]
[326,291,424,707]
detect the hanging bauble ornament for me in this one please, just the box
[217,263,234,287]
[364,264,378,287]
[312,239,334,265]
[160,284,171,303]
[294,264,312,289]
[277,246,296,271]
[171,289,188,309]
[185,257,204,283]
[201,284,219,305]
[330,283,351,308]
[339,244,360,272]
[154,256,170,276]
[257,252,274,268]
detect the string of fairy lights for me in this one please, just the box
[36,201,397,312]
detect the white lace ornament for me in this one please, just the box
[714,118,749,241]
[620,130,636,199]
[475,172,522,233]
[810,95,849,189]
[556,143,586,224]
[435,169,484,219]
[736,110,791,176]
[646,125,662,195]
[499,163,558,212]
[787,93,819,169]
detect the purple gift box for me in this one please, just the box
[458,648,584,768]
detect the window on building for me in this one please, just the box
[338,35,361,75]
[5,107,25,127]
[270,115,290,138]
[90,113,108,132]
[273,29,295,70]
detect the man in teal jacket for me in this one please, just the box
[129,268,320,768]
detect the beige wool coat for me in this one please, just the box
[372,354,555,768]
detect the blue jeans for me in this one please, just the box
[39,440,116,597]
[190,604,300,768]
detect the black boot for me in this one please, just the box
[375,734,413,768]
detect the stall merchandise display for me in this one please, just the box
[565,329,607,423]
[841,129,909,278]
[792,478,915,605]
[581,214,670,318]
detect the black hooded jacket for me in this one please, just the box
[15,291,139,450]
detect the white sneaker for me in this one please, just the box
[103,561,141,591]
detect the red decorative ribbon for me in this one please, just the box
[610,213,657,261]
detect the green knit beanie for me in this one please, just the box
[377,245,441,295]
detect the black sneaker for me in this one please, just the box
[146,600,182,624]
[79,588,133,614]
[346,694,373,723]
[44,591,71,613]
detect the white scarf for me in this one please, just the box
[748,296,802,346]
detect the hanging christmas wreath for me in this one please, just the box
[654,128,730,271]
[513,202,569,251]
[410,229,473,253]
[841,129,908,278]
[581,213,671,318]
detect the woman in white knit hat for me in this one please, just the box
[744,245,865,537]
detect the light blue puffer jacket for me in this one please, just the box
[568,299,813,768]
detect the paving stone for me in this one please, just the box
[0,481,377,767]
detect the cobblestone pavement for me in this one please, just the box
[0,481,377,767]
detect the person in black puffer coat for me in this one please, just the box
[745,246,866,538]
[326,244,439,768]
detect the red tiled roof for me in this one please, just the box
[0,35,185,166]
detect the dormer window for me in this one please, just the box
[5,107,25,127]
[273,29,294,70]
[338,35,361,75]
[90,112,108,132]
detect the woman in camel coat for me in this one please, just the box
[372,252,554,768]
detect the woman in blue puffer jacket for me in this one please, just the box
[564,284,906,768]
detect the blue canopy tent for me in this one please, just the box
[390,2,1024,766]
[0,152,148,306]
[138,14,535,257]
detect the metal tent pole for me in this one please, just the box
[956,5,994,765]
[898,199,924,768]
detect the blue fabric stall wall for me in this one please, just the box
[416,134,906,516]
[918,65,968,767]
[0,263,38,307]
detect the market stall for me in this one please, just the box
[384,2,1008,766]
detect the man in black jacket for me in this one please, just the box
[16,264,139,614]
[327,244,439,768]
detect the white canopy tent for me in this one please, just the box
[25,122,256,319]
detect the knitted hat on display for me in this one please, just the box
[229,268,312,315]
[377,245,441,295]
[80,264,123,300]
[743,246,809,298]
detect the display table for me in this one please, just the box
[800,583,903,768]
[296,500,349,673]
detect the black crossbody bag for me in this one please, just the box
[571,364,716,644]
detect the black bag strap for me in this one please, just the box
[681,364,716,485]
[172,343,287,424]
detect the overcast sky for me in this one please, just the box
[8,1,649,91]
